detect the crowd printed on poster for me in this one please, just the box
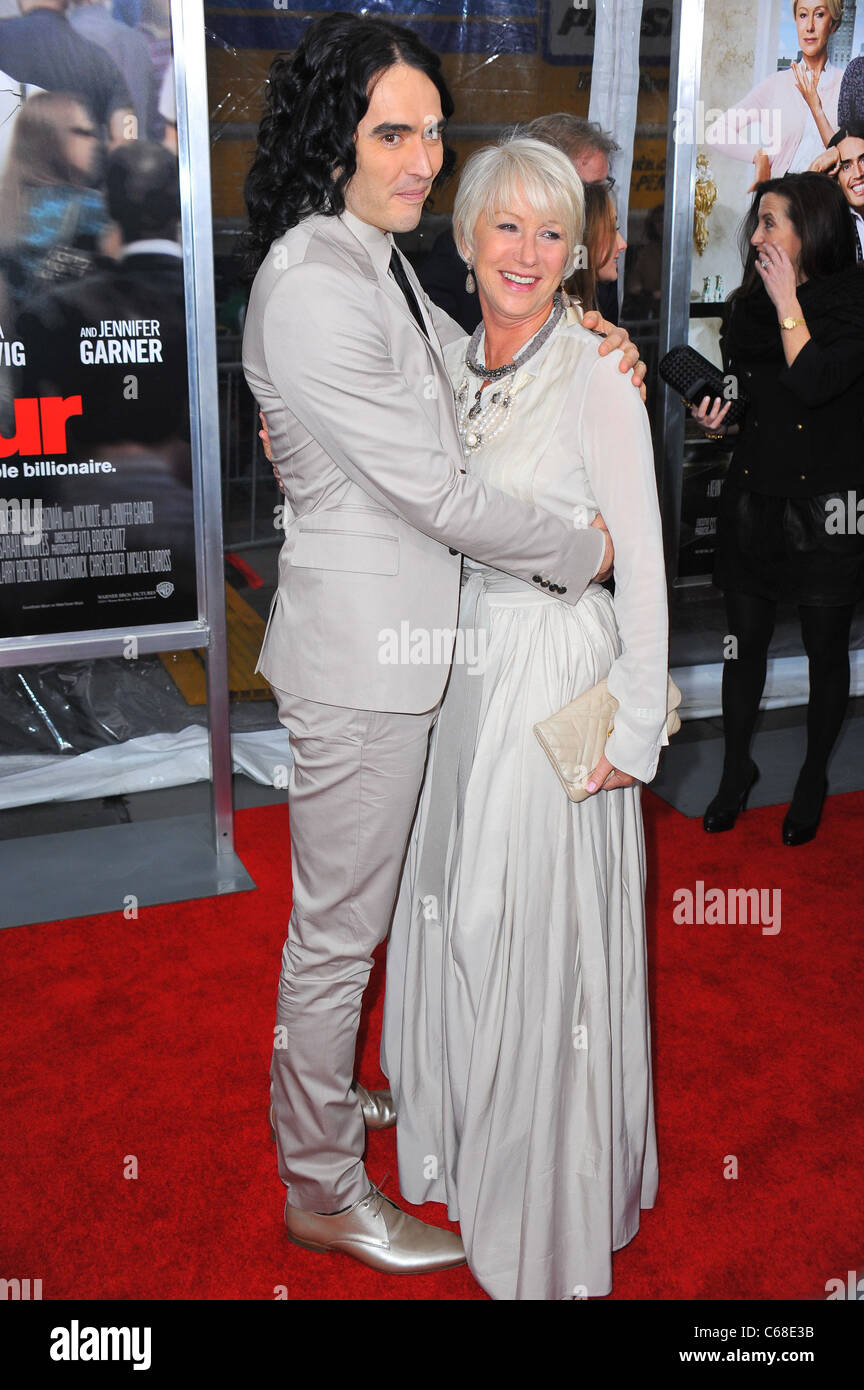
[79,319,165,366]
[0,9,194,639]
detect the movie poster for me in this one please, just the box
[691,0,864,293]
[700,0,862,196]
[0,0,196,638]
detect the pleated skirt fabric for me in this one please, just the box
[381,567,658,1301]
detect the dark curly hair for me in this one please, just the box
[243,11,456,269]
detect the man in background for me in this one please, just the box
[810,123,864,260]
[0,0,135,151]
[70,0,157,140]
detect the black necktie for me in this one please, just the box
[856,220,863,264]
[389,247,428,338]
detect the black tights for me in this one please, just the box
[719,591,854,808]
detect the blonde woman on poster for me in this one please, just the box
[705,2,845,186]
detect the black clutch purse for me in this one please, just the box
[658,344,750,427]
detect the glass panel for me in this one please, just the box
[0,0,219,830]
[670,0,864,679]
[204,0,670,610]
[0,0,197,637]
[621,5,673,430]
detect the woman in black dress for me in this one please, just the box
[693,172,864,844]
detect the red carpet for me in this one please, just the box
[1,790,863,1301]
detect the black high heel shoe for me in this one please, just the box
[782,776,828,847]
[703,761,760,833]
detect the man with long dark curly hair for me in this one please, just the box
[242,10,641,1276]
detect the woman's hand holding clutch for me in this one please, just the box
[690,394,733,437]
[533,678,679,800]
[584,754,639,795]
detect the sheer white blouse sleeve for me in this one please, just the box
[573,349,670,784]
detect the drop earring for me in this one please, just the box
[559,281,571,308]
[465,264,476,294]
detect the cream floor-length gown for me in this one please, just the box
[381,308,670,1300]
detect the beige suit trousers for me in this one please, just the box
[270,687,438,1212]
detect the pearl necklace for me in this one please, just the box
[456,294,565,456]
[456,378,513,455]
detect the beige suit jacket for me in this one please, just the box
[242,210,605,712]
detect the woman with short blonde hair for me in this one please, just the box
[383,135,668,1301]
[453,137,585,285]
[795,0,842,21]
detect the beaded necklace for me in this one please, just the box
[456,293,565,456]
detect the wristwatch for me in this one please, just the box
[780,316,806,330]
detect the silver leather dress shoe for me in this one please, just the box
[269,1082,395,1141]
[354,1082,396,1129]
[284,1185,466,1274]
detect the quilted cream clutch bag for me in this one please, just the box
[533,676,682,802]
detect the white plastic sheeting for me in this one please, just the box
[672,651,864,722]
[588,0,644,309]
[0,726,292,810]
[2,652,862,809]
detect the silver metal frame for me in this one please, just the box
[656,0,705,583]
[0,0,236,863]
[172,0,234,858]
[0,620,207,667]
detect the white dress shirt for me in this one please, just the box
[341,207,434,335]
